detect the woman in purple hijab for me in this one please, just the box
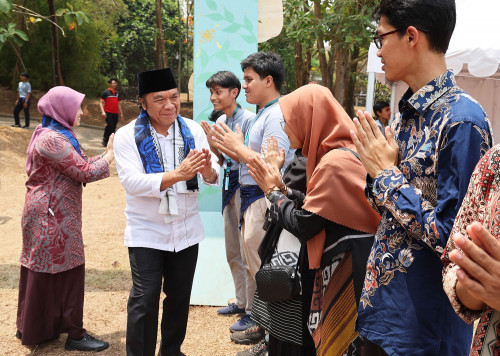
[16,86,114,352]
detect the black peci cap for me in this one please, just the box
[137,68,177,96]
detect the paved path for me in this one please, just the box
[0,113,106,152]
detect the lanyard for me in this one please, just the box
[243,98,279,147]
[224,103,241,190]
[152,121,176,173]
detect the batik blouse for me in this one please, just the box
[356,70,493,356]
[442,145,500,356]
[21,131,109,273]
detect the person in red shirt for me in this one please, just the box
[100,78,124,146]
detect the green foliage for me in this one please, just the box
[259,31,298,94]
[0,22,28,48]
[103,0,190,88]
[374,81,391,103]
[0,0,127,93]
[0,1,27,51]
[56,3,89,30]
[260,0,378,110]
[0,0,10,14]
[323,0,377,52]
[259,0,316,93]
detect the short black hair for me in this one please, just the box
[21,72,29,78]
[373,0,456,54]
[108,78,118,84]
[241,52,285,92]
[208,110,224,123]
[373,101,390,116]
[206,71,241,98]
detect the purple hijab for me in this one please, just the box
[26,86,85,175]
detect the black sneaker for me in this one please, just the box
[230,324,265,345]
[236,339,268,356]
[65,333,109,352]
[11,124,21,127]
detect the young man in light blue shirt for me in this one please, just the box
[13,72,32,128]
[201,71,255,322]
[210,52,295,353]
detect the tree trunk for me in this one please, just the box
[313,1,331,90]
[332,47,349,106]
[294,41,304,88]
[343,46,360,118]
[48,0,64,86]
[303,48,312,85]
[155,0,168,68]
[177,0,182,91]
[185,0,193,102]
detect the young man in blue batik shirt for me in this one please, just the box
[351,1,493,355]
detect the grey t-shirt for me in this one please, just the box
[239,102,295,185]
[18,81,31,99]
[216,108,254,171]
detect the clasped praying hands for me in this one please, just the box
[450,222,500,311]
[176,148,212,181]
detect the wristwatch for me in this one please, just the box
[278,182,289,196]
[265,186,281,199]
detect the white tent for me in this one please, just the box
[366,0,500,140]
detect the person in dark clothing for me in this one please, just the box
[247,84,385,356]
[248,147,316,356]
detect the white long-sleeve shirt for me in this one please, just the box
[114,117,220,252]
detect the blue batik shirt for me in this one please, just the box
[356,70,493,356]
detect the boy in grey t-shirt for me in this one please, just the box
[13,72,32,128]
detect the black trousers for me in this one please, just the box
[103,112,119,144]
[14,98,31,127]
[126,245,199,356]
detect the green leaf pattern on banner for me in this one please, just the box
[194,0,257,205]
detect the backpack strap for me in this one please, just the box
[334,147,360,161]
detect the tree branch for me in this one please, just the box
[12,4,66,36]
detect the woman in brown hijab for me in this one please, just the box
[247,84,384,356]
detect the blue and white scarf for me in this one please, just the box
[134,110,198,191]
[43,115,82,157]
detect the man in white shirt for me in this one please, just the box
[114,68,219,356]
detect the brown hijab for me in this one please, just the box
[278,84,380,268]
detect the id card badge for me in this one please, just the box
[224,167,230,190]
[224,159,232,191]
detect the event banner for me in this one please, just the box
[191,0,258,305]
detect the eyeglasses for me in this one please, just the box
[373,27,429,49]
[373,29,401,49]
[280,119,286,130]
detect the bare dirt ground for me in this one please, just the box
[0,89,246,355]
